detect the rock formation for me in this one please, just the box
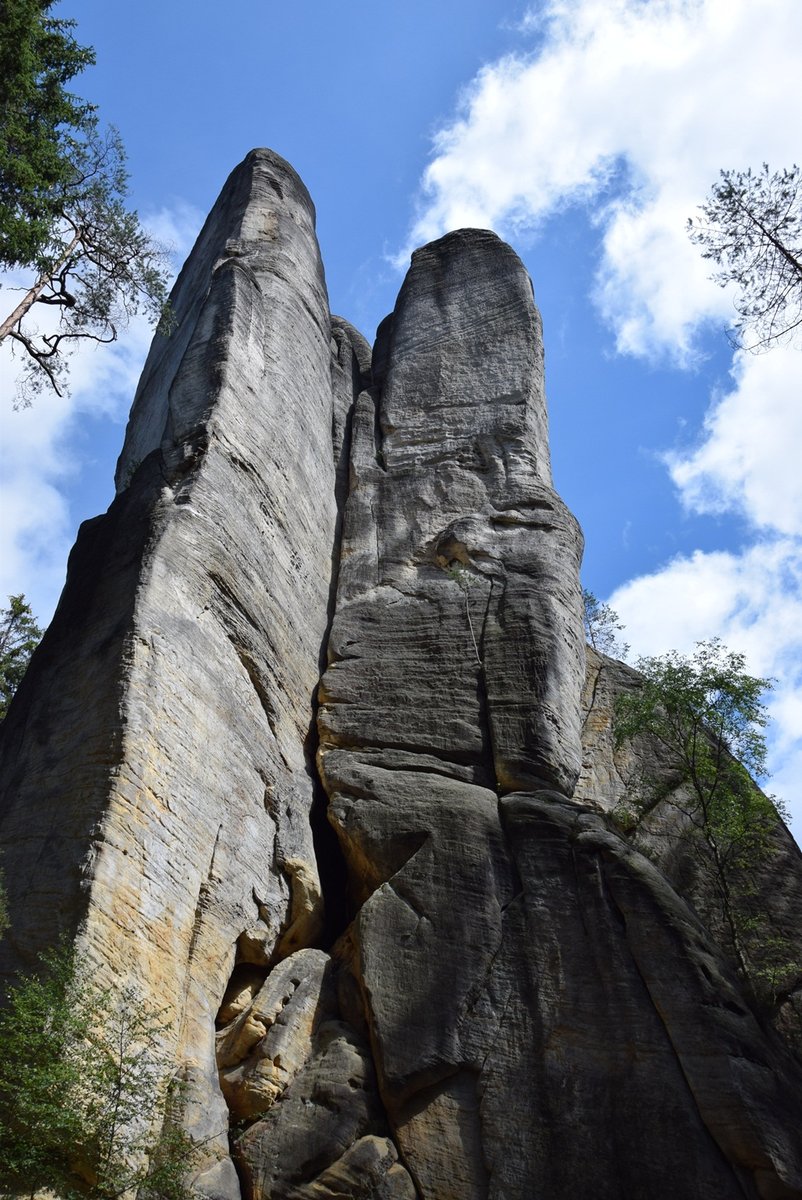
[1,149,802,1199]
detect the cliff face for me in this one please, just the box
[1,149,802,1200]
[0,151,342,1194]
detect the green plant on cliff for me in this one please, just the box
[446,562,483,667]
[582,588,629,659]
[0,593,43,720]
[614,639,795,995]
[0,945,195,1199]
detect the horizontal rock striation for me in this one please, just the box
[2,152,802,1200]
[321,229,586,796]
[316,234,802,1200]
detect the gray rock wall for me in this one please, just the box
[1,152,802,1200]
[579,646,802,1046]
[315,233,802,1200]
[0,149,345,1191]
[321,229,586,797]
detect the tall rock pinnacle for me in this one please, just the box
[321,226,585,798]
[0,149,349,1194]
[1,151,802,1200]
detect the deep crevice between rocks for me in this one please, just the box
[213,353,400,1198]
[305,706,352,952]
[310,337,365,950]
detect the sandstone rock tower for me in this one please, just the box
[1,150,802,1200]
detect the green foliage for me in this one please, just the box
[688,164,802,351]
[614,639,790,985]
[582,588,629,659]
[0,593,43,720]
[610,799,640,835]
[0,945,195,1199]
[0,0,95,269]
[0,2,170,404]
[614,638,771,788]
[742,928,801,1009]
[445,562,475,592]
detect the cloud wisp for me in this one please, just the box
[0,203,203,625]
[402,0,802,362]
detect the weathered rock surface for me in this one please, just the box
[234,1018,408,1200]
[2,152,802,1200]
[218,949,336,1119]
[315,233,802,1200]
[0,148,350,1190]
[321,229,586,798]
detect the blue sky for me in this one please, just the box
[2,0,802,826]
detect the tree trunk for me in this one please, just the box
[0,232,82,343]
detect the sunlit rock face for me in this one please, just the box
[0,149,343,1192]
[2,151,802,1200]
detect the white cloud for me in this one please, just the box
[145,201,206,259]
[0,203,202,626]
[609,540,802,668]
[401,0,802,828]
[668,346,802,536]
[403,0,802,360]
[602,311,802,834]
[0,310,153,625]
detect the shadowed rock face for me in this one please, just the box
[2,152,802,1200]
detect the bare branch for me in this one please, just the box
[1,126,170,403]
[689,164,802,353]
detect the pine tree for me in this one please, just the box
[0,2,169,403]
[688,164,802,351]
[0,593,43,720]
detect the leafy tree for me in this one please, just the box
[0,1,169,404]
[0,0,94,267]
[0,945,195,1198]
[582,588,629,659]
[688,164,802,352]
[614,639,787,986]
[0,593,43,719]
